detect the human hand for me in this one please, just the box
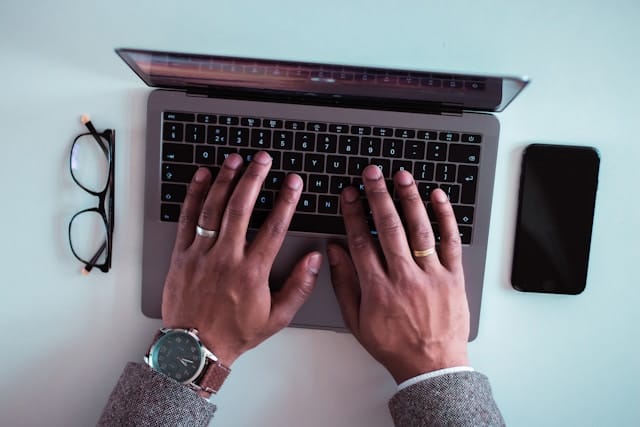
[162,152,322,367]
[328,165,470,383]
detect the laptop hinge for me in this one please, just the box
[186,87,464,115]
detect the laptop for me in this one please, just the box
[116,48,528,340]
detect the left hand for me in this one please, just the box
[161,151,323,367]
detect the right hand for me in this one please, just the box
[327,165,470,383]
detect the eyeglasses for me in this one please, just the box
[68,117,115,274]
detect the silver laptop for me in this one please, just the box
[116,48,528,340]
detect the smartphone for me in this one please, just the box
[511,144,600,294]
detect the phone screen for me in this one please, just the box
[511,144,600,294]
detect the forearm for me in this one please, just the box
[389,371,505,427]
[97,362,216,427]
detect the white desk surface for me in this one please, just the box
[1,1,639,426]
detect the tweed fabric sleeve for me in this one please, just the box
[388,371,505,427]
[97,362,216,427]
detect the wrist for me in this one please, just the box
[385,351,469,384]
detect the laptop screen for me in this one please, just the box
[117,48,528,113]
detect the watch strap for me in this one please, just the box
[198,360,231,394]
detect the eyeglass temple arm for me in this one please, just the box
[82,240,107,275]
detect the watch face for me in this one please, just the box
[150,330,203,383]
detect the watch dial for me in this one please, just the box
[152,331,202,382]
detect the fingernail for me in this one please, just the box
[433,188,448,203]
[395,170,413,187]
[194,168,209,182]
[285,174,302,190]
[363,165,382,181]
[225,154,243,170]
[253,151,272,165]
[308,253,322,275]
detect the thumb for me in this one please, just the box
[268,251,322,332]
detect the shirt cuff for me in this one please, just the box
[397,366,475,391]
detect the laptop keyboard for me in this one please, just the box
[160,111,481,244]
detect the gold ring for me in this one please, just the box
[196,225,218,239]
[413,248,436,258]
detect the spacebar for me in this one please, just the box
[250,211,346,235]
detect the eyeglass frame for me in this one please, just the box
[68,128,115,273]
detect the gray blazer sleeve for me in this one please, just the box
[97,362,216,427]
[388,371,505,427]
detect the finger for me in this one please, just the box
[327,243,361,334]
[394,170,440,268]
[173,167,212,251]
[431,189,463,272]
[340,186,385,282]
[217,151,272,250]
[249,174,303,269]
[193,154,243,252]
[267,252,322,333]
[362,165,412,269]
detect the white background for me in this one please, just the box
[1,1,639,426]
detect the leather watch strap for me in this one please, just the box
[198,360,231,394]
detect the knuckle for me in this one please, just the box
[409,222,433,241]
[277,189,299,205]
[349,231,370,251]
[199,208,216,224]
[226,204,250,220]
[265,217,288,237]
[376,212,403,234]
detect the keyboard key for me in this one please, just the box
[287,213,346,235]
[440,184,461,203]
[435,164,456,182]
[458,225,472,244]
[305,154,325,172]
[219,115,239,126]
[317,134,337,153]
[161,203,181,222]
[465,81,485,91]
[382,139,403,158]
[161,183,187,203]
[164,112,195,122]
[251,129,272,149]
[369,159,391,178]
[197,114,216,124]
[308,174,329,193]
[256,190,274,210]
[295,132,316,151]
[330,176,351,194]
[207,126,228,144]
[326,155,347,174]
[351,125,372,136]
[241,117,261,127]
[229,127,250,146]
[239,149,258,164]
[449,144,480,164]
[185,124,206,143]
[163,123,183,141]
[427,142,448,161]
[339,135,359,155]
[264,119,283,129]
[318,195,340,214]
[421,78,442,88]
[217,147,237,162]
[457,165,478,204]
[373,127,393,137]
[462,133,482,143]
[307,122,327,132]
[162,163,197,183]
[453,205,474,225]
[439,131,460,142]
[297,194,317,212]
[195,146,215,165]
[265,171,285,190]
[329,124,349,133]
[285,120,305,130]
[404,140,426,159]
[415,162,435,181]
[361,137,381,156]
[348,157,369,176]
[418,182,438,200]
[392,160,413,175]
[162,143,193,163]
[273,131,293,150]
[417,130,438,140]
[395,128,416,139]
[283,152,304,171]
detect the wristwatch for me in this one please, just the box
[145,328,231,395]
